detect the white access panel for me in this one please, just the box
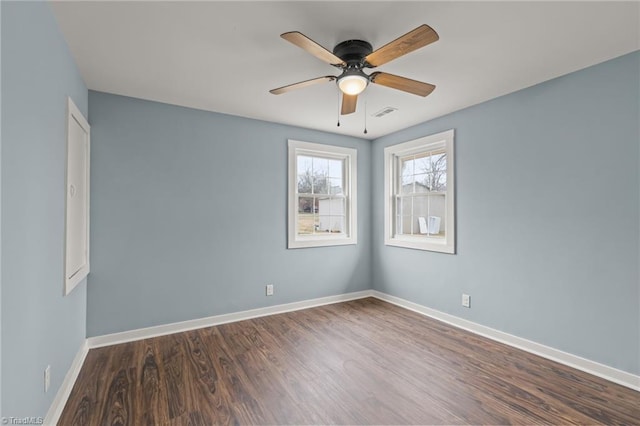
[64,97,90,295]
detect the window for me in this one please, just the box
[288,140,357,248]
[384,129,455,253]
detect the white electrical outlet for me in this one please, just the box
[266,284,274,296]
[462,293,471,308]
[44,365,51,392]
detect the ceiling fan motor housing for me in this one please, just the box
[333,40,373,66]
[334,39,373,94]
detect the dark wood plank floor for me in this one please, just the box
[59,298,640,425]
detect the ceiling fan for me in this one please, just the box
[269,24,439,115]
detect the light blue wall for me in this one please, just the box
[371,51,640,375]
[1,1,88,418]
[86,92,371,336]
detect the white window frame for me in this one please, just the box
[384,129,455,253]
[288,140,357,249]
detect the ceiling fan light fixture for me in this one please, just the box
[338,73,369,95]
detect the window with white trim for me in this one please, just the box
[384,129,455,253]
[288,140,357,249]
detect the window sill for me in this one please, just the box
[385,237,455,254]
[289,236,357,249]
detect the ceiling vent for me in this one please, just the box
[372,106,398,118]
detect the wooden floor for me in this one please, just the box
[60,298,639,425]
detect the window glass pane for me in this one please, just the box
[433,171,446,192]
[428,194,446,237]
[417,217,424,235]
[327,216,344,233]
[317,215,330,232]
[297,196,315,234]
[399,153,446,195]
[396,196,415,235]
[328,159,343,179]
[297,155,314,194]
[414,154,430,174]
[395,213,403,235]
[312,175,328,194]
[317,196,345,217]
[400,197,412,217]
[431,152,446,173]
[329,177,343,195]
[297,155,313,174]
[414,174,430,192]
[400,215,412,235]
[317,215,345,233]
[297,174,312,194]
[395,197,409,235]
[413,197,428,230]
[395,197,403,219]
[336,198,346,216]
[310,157,329,194]
[316,195,329,215]
[431,152,446,191]
[298,196,314,214]
[312,157,329,176]
[401,158,414,179]
[401,175,413,193]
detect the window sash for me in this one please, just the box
[393,150,447,240]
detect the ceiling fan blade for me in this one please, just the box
[281,32,346,67]
[364,24,439,68]
[370,72,435,97]
[341,94,357,115]
[270,76,336,95]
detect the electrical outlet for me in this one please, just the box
[462,293,471,308]
[44,365,51,392]
[266,284,274,296]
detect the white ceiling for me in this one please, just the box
[50,1,639,140]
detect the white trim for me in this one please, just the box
[287,139,358,249]
[50,288,637,423]
[87,290,374,349]
[370,290,640,392]
[44,340,89,426]
[64,97,91,295]
[384,129,455,254]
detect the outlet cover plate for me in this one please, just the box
[462,293,471,308]
[45,365,51,392]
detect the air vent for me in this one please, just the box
[372,106,398,118]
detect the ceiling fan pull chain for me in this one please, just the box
[337,91,341,127]
[363,93,368,134]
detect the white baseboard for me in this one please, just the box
[49,287,636,425]
[44,340,89,426]
[87,290,374,349]
[370,290,640,392]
